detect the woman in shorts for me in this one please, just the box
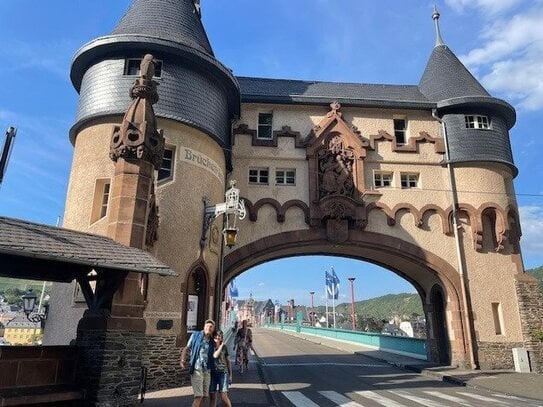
[209,330,232,407]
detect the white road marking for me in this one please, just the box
[281,391,320,407]
[458,391,511,404]
[423,390,473,406]
[389,390,444,407]
[319,390,364,406]
[355,390,405,407]
[263,362,385,368]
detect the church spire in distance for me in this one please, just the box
[432,4,445,47]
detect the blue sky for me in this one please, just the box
[1,1,542,306]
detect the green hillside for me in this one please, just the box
[527,265,543,292]
[317,293,423,320]
[0,278,52,307]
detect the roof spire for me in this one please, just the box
[432,4,445,47]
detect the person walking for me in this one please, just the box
[209,329,232,407]
[181,319,216,407]
[234,320,252,373]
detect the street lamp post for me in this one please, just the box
[348,277,356,331]
[309,291,315,326]
[201,180,246,325]
[0,127,17,186]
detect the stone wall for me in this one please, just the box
[477,341,523,370]
[144,335,189,391]
[76,330,145,407]
[515,276,543,372]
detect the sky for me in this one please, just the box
[0,0,542,307]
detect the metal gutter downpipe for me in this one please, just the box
[432,109,477,370]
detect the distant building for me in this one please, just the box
[4,315,42,345]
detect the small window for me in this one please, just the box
[158,148,175,181]
[276,169,296,185]
[400,173,419,189]
[124,58,163,78]
[492,302,504,335]
[90,179,111,224]
[374,172,393,188]
[100,183,110,218]
[465,115,490,129]
[393,119,407,145]
[257,113,273,140]
[248,168,269,185]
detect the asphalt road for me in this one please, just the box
[253,328,543,407]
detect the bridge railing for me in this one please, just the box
[264,323,427,360]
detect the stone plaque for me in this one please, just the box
[156,319,173,330]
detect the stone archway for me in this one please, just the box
[224,228,470,366]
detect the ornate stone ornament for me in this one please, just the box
[306,101,371,243]
[110,54,165,170]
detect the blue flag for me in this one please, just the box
[229,279,239,298]
[326,269,339,300]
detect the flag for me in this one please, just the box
[229,279,239,298]
[326,269,339,300]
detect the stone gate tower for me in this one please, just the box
[46,0,239,390]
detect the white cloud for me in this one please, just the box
[445,0,522,15]
[0,39,76,78]
[459,4,543,110]
[519,206,543,255]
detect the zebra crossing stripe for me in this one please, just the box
[423,390,473,406]
[355,390,405,407]
[457,392,511,404]
[282,391,320,407]
[389,390,444,407]
[319,391,364,407]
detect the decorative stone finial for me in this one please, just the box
[432,5,445,47]
[110,54,165,169]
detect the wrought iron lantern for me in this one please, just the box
[22,289,47,325]
[201,180,246,249]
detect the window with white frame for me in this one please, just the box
[374,172,393,188]
[393,118,407,145]
[249,168,269,185]
[257,113,273,139]
[90,179,111,224]
[400,173,419,189]
[465,115,490,129]
[276,169,296,185]
[124,58,163,78]
[158,147,175,181]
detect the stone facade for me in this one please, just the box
[515,275,543,372]
[143,335,188,391]
[75,330,145,407]
[477,341,524,370]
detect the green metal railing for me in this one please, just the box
[264,323,427,359]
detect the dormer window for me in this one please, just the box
[257,113,273,140]
[124,59,163,78]
[393,118,407,145]
[465,115,490,129]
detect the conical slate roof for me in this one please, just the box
[419,44,489,102]
[111,0,213,56]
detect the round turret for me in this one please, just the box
[70,0,240,166]
[419,8,517,176]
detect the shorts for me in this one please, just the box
[191,369,211,397]
[210,371,229,393]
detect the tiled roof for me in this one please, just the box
[111,0,213,56]
[0,217,177,280]
[419,45,489,102]
[5,314,40,329]
[237,77,433,108]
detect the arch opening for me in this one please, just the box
[223,230,466,366]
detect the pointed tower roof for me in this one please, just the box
[419,6,489,102]
[111,0,213,56]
